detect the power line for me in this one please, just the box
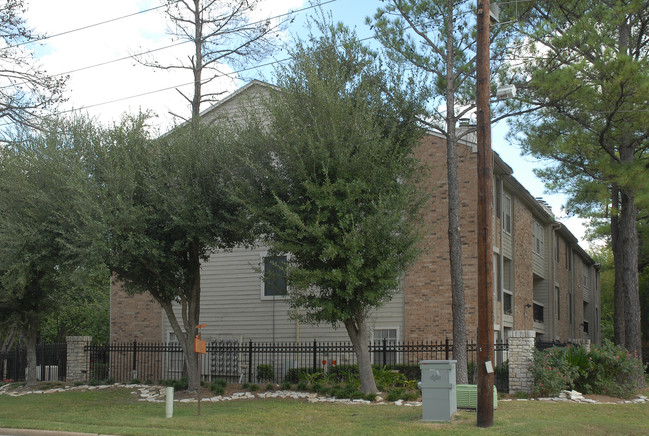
[1,0,339,90]
[3,1,174,51]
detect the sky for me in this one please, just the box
[20,0,590,247]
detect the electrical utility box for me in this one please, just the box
[419,360,457,421]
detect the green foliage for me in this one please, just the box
[209,379,227,396]
[160,378,188,391]
[280,381,292,390]
[256,364,274,383]
[236,18,426,396]
[248,384,259,392]
[386,388,419,402]
[265,383,274,391]
[532,344,646,398]
[372,366,408,391]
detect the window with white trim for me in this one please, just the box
[372,328,398,365]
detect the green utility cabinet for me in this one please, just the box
[419,360,457,421]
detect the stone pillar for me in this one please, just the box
[508,330,536,394]
[569,338,591,352]
[66,336,92,383]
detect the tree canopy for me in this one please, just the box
[506,0,649,361]
[235,21,427,394]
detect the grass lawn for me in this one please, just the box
[0,388,648,436]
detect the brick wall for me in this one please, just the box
[512,199,534,331]
[110,276,163,343]
[404,135,479,342]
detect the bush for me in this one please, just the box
[210,379,227,395]
[532,343,646,398]
[386,388,419,402]
[160,378,188,391]
[256,364,274,383]
[280,381,292,390]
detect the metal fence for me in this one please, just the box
[86,339,509,392]
[0,343,67,382]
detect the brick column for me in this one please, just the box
[66,336,92,383]
[508,330,536,394]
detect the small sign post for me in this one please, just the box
[194,324,207,416]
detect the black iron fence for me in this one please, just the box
[86,339,509,393]
[0,343,67,382]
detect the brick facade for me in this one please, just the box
[404,135,479,342]
[110,277,163,343]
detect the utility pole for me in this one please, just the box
[476,0,494,428]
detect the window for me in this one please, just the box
[583,265,591,289]
[533,302,544,323]
[569,293,573,325]
[263,255,287,297]
[555,234,560,263]
[566,247,571,270]
[533,220,544,257]
[503,291,513,316]
[502,194,512,234]
[373,328,398,365]
[555,286,560,320]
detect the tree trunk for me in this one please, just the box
[344,316,377,395]
[620,188,642,363]
[610,186,625,347]
[161,301,200,393]
[445,0,468,385]
[24,317,39,387]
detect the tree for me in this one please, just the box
[506,0,649,364]
[122,0,291,392]
[369,0,515,383]
[236,22,426,394]
[141,0,289,123]
[0,0,66,138]
[0,118,102,385]
[97,116,257,392]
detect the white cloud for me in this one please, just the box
[23,0,303,131]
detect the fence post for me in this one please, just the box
[131,341,138,380]
[508,330,535,394]
[382,338,387,366]
[65,336,92,383]
[248,340,253,384]
[312,339,317,373]
[445,337,450,360]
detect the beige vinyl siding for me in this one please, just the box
[163,246,405,343]
[532,220,547,278]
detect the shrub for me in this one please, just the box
[386,388,418,402]
[531,343,646,398]
[265,383,274,391]
[210,379,227,395]
[256,364,274,382]
[532,346,580,397]
[248,383,260,392]
[587,342,646,398]
[280,381,292,390]
[373,366,408,391]
[160,378,188,391]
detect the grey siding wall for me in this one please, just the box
[163,246,405,343]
